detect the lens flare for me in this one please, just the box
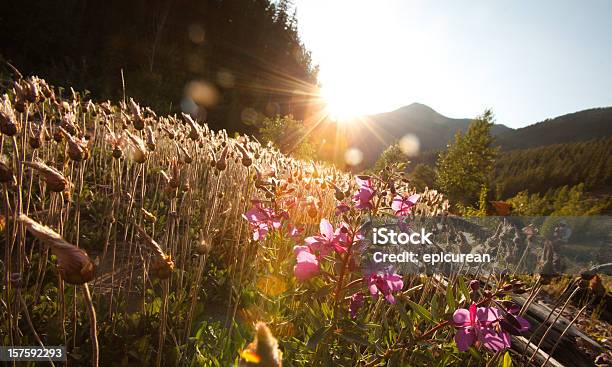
[344,147,363,166]
[399,134,420,156]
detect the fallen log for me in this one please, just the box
[511,294,603,367]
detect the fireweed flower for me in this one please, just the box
[452,303,529,352]
[349,292,365,318]
[287,223,304,238]
[335,202,350,216]
[242,202,286,241]
[304,219,348,256]
[293,245,319,281]
[366,272,403,304]
[499,301,530,335]
[352,176,375,210]
[391,194,420,216]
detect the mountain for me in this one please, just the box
[347,104,612,168]
[346,103,512,168]
[495,107,612,150]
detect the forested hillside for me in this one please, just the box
[492,138,612,199]
[496,107,612,150]
[0,0,319,134]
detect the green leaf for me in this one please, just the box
[500,351,513,367]
[407,300,434,323]
[446,282,456,312]
[338,331,370,346]
[306,326,330,351]
[457,277,470,302]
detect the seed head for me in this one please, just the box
[18,214,95,285]
[125,130,149,163]
[145,125,156,151]
[135,225,174,280]
[0,157,16,185]
[59,127,90,161]
[23,160,70,193]
[215,145,229,171]
[0,94,20,136]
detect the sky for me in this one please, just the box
[294,0,612,128]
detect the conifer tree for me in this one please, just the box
[436,109,498,207]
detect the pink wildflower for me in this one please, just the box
[452,303,529,352]
[391,194,420,216]
[242,201,285,241]
[366,272,403,304]
[349,292,364,318]
[304,219,349,256]
[288,223,304,238]
[352,176,375,210]
[293,245,319,281]
[335,202,350,216]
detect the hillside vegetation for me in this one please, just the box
[493,138,612,199]
[0,0,319,134]
[496,107,612,150]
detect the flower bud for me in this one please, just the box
[469,279,480,292]
[10,273,22,288]
[333,184,345,201]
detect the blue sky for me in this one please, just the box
[294,0,612,128]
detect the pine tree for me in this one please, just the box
[435,109,498,208]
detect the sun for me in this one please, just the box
[321,85,361,123]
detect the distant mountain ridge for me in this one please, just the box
[495,107,612,150]
[348,104,612,168]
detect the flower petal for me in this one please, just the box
[319,219,334,238]
[455,328,475,352]
[453,308,471,326]
[480,329,511,351]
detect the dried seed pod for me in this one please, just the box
[28,126,44,149]
[332,183,345,200]
[182,113,201,141]
[175,143,193,164]
[128,98,141,117]
[141,208,157,223]
[0,158,16,185]
[135,225,174,280]
[18,214,95,285]
[128,98,145,130]
[0,95,20,136]
[235,143,253,167]
[105,128,126,159]
[100,101,112,115]
[59,127,90,162]
[60,112,79,136]
[239,322,282,367]
[53,129,63,143]
[23,160,69,192]
[125,130,149,163]
[112,147,123,159]
[133,116,145,130]
[193,238,211,255]
[215,145,229,171]
[38,78,54,100]
[145,125,156,151]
